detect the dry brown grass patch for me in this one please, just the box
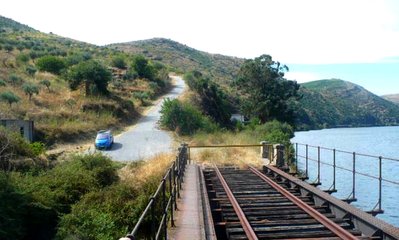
[118,153,175,190]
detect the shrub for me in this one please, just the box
[0,79,6,86]
[8,74,22,86]
[16,53,30,64]
[160,98,216,135]
[111,55,127,69]
[131,55,154,80]
[0,91,20,107]
[36,55,66,75]
[26,65,37,76]
[132,91,150,105]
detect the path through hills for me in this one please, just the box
[102,76,185,161]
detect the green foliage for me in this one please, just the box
[16,53,30,64]
[234,54,299,125]
[253,120,294,146]
[184,71,232,126]
[0,90,20,107]
[36,55,66,75]
[26,65,37,76]
[160,98,217,135]
[0,79,6,86]
[56,183,138,240]
[8,74,22,86]
[67,60,112,96]
[0,153,119,239]
[133,91,150,105]
[0,127,36,170]
[4,44,13,52]
[39,79,51,92]
[131,55,155,80]
[29,142,45,156]
[22,82,39,100]
[111,55,127,69]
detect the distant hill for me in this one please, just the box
[110,38,245,85]
[0,15,36,32]
[296,79,399,129]
[382,94,399,105]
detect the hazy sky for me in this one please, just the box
[2,0,399,94]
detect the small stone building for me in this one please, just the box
[0,119,34,142]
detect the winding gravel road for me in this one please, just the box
[103,76,186,161]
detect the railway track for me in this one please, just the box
[203,165,380,240]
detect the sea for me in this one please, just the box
[291,126,399,227]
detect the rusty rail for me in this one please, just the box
[249,166,358,240]
[214,165,258,240]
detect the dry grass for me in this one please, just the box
[189,131,264,169]
[118,153,175,190]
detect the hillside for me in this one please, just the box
[0,16,36,32]
[110,38,244,86]
[0,16,171,145]
[296,79,399,129]
[382,94,399,105]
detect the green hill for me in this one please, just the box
[110,38,244,86]
[296,79,399,129]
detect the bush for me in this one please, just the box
[160,98,217,135]
[26,65,37,76]
[111,55,127,69]
[8,74,22,86]
[0,79,6,86]
[16,53,30,64]
[36,55,66,75]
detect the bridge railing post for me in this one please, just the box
[276,144,285,169]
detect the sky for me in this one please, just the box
[2,0,399,95]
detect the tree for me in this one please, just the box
[67,60,112,96]
[131,55,155,80]
[184,71,232,126]
[36,55,66,75]
[0,91,20,107]
[39,79,51,92]
[8,74,21,86]
[22,83,39,100]
[233,54,299,124]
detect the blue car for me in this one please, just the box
[95,130,114,150]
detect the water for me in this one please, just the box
[291,126,399,227]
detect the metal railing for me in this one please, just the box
[120,144,188,240]
[291,142,399,216]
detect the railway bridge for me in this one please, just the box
[120,143,399,240]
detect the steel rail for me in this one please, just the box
[213,165,258,240]
[249,166,358,240]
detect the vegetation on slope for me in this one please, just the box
[110,38,244,86]
[1,126,175,240]
[0,16,171,145]
[296,79,399,129]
